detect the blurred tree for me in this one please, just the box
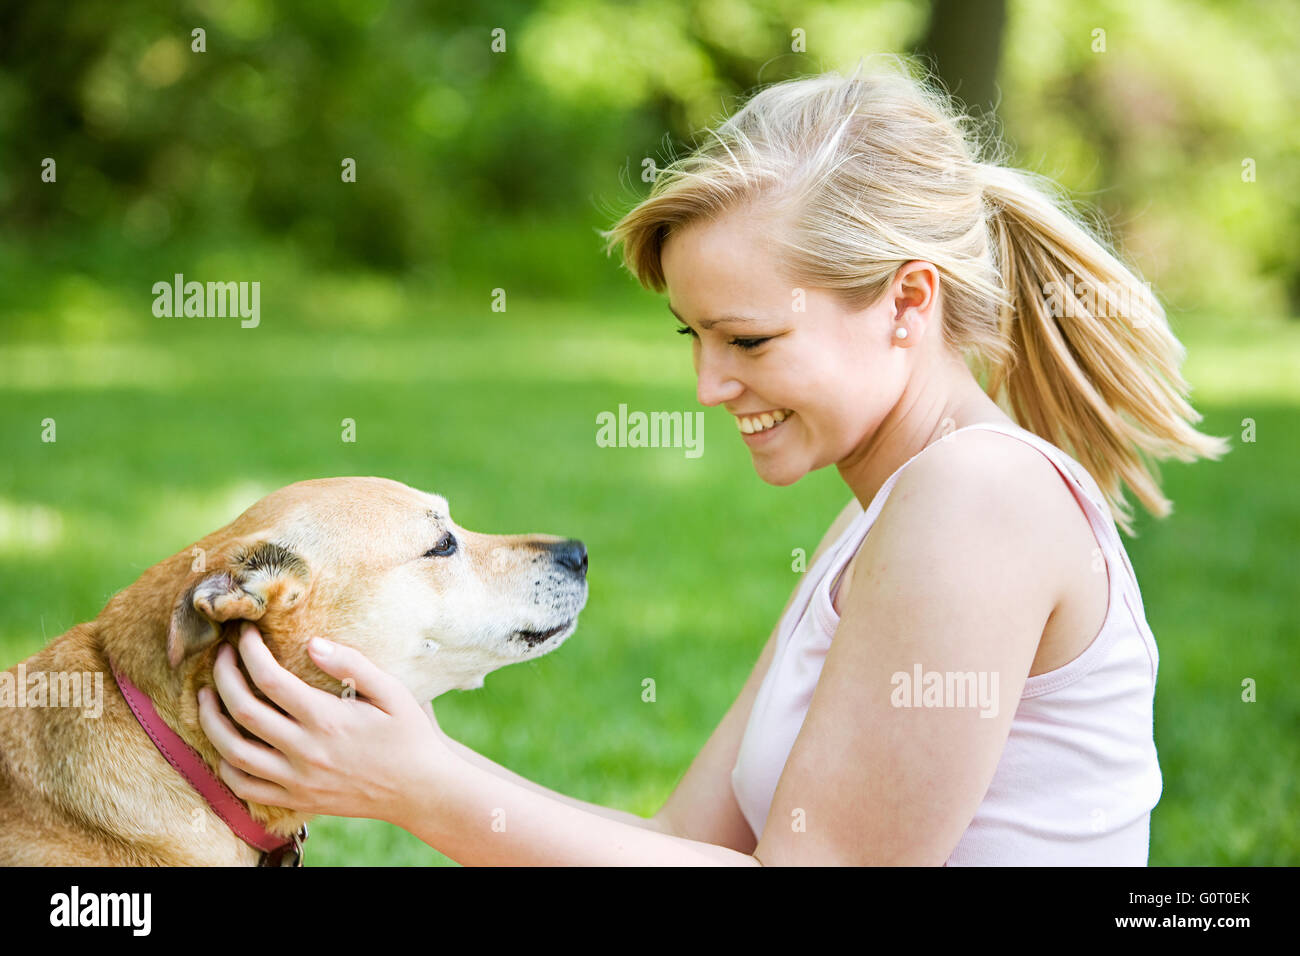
[913,0,1008,116]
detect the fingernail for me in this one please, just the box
[310,638,332,657]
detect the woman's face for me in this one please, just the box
[660,209,928,486]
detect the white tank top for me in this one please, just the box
[730,420,1163,865]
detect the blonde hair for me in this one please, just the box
[599,55,1228,537]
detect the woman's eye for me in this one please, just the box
[423,533,457,558]
[675,325,772,351]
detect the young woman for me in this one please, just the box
[197,57,1227,865]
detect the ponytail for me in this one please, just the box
[978,163,1229,535]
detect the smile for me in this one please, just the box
[735,409,794,435]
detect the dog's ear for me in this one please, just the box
[167,539,311,669]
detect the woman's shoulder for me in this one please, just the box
[894,422,1079,517]
[831,425,1083,666]
[870,425,1086,592]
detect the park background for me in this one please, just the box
[0,0,1296,864]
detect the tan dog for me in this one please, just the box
[0,477,588,865]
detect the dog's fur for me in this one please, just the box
[0,477,587,865]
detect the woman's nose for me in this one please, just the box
[694,350,743,407]
[696,368,743,407]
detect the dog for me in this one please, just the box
[0,477,588,865]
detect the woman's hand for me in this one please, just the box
[196,621,456,824]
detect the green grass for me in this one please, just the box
[1,254,1296,865]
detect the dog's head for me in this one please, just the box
[164,477,588,699]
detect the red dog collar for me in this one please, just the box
[108,656,308,866]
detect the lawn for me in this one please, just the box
[1,248,1295,865]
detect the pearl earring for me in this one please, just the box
[894,327,908,340]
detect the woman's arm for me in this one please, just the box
[428,713,670,835]
[203,627,759,864]
[751,440,1058,864]
[392,746,761,866]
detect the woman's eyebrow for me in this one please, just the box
[667,303,762,329]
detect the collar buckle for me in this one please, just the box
[259,824,309,867]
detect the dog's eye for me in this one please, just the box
[423,533,457,558]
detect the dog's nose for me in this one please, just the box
[550,539,587,578]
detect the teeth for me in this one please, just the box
[736,409,793,434]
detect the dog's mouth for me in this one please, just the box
[513,618,574,647]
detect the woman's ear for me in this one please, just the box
[893,260,940,320]
[166,539,311,668]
